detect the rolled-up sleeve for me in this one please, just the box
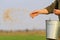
[45,0,56,13]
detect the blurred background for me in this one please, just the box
[0,0,58,31]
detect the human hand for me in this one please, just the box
[53,9,60,15]
[30,10,41,19]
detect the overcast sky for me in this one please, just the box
[0,0,59,31]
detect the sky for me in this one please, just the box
[0,0,59,31]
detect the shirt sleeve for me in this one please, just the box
[45,0,56,13]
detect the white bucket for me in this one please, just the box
[46,20,59,39]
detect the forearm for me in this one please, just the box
[30,9,49,18]
[39,9,49,14]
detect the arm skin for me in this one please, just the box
[30,0,56,18]
[30,9,48,18]
[54,9,60,15]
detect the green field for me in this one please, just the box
[0,30,46,40]
[0,35,46,40]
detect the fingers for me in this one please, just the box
[30,10,41,19]
[30,12,39,19]
[53,9,60,15]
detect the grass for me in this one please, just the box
[0,35,46,40]
[0,30,46,40]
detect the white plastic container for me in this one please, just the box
[46,20,59,39]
